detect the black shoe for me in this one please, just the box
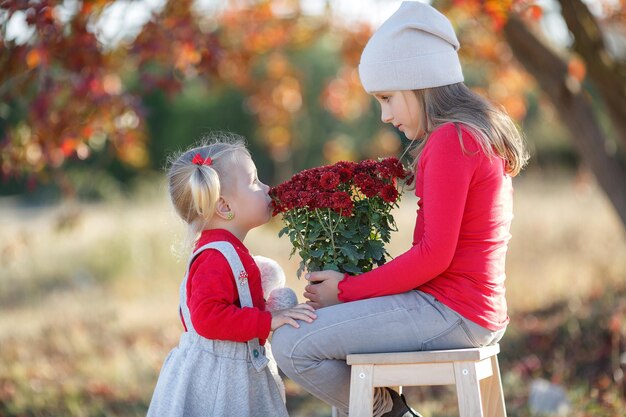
[381,388,423,417]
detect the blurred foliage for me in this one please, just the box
[0,0,381,197]
[499,286,626,417]
[1,0,604,201]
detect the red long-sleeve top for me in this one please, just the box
[338,123,513,331]
[183,229,272,344]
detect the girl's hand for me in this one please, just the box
[270,303,317,330]
[303,270,345,309]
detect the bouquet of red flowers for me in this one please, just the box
[270,157,410,277]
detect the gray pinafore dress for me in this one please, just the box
[147,241,288,417]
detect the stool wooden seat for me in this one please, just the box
[332,344,506,417]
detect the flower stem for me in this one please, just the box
[315,208,337,264]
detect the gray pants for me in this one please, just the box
[272,290,505,417]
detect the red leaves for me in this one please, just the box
[25,48,48,69]
[526,4,543,21]
[568,57,587,83]
[451,0,544,30]
[0,0,148,180]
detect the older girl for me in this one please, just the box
[272,2,528,417]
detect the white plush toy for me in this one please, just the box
[254,255,298,312]
[253,255,298,404]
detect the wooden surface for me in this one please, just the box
[340,345,507,417]
[347,344,500,365]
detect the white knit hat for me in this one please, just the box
[359,1,464,93]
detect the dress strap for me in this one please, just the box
[178,241,269,372]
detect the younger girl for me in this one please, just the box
[147,133,316,417]
[272,2,529,417]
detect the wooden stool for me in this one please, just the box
[331,344,506,417]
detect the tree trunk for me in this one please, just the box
[558,0,626,149]
[503,16,626,228]
[504,16,626,226]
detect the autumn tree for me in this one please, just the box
[504,0,626,227]
[438,0,626,227]
[0,0,148,196]
[0,0,336,192]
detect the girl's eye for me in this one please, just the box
[381,96,390,102]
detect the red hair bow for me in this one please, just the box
[192,153,212,166]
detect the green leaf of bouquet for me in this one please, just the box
[297,262,306,279]
[321,263,340,272]
[279,227,289,238]
[339,229,358,238]
[365,240,386,260]
[308,249,325,257]
[342,264,362,274]
[308,229,321,241]
[340,244,363,261]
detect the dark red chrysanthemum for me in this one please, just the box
[320,172,340,190]
[336,167,353,183]
[380,185,399,203]
[332,191,352,208]
[271,157,408,213]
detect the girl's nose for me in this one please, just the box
[380,108,393,124]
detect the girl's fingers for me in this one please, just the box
[303,291,317,302]
[292,304,316,315]
[287,318,300,328]
[305,271,326,282]
[289,309,316,319]
[286,310,316,322]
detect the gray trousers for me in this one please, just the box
[271,290,505,417]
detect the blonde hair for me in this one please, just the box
[167,132,250,236]
[406,83,529,178]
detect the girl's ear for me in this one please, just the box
[214,197,233,221]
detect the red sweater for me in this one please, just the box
[183,229,272,344]
[338,123,512,331]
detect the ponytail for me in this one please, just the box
[166,132,250,235]
[189,164,220,221]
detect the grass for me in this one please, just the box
[0,172,624,416]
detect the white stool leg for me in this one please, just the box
[349,364,374,417]
[331,406,338,417]
[479,355,507,417]
[454,361,484,417]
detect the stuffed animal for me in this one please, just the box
[253,255,298,404]
[254,255,298,311]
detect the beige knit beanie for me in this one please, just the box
[359,1,464,93]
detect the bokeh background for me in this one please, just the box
[1,0,625,416]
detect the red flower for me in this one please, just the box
[332,191,353,215]
[354,173,382,198]
[333,161,355,183]
[380,185,399,203]
[320,172,340,190]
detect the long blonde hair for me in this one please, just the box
[167,132,250,236]
[406,83,528,177]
